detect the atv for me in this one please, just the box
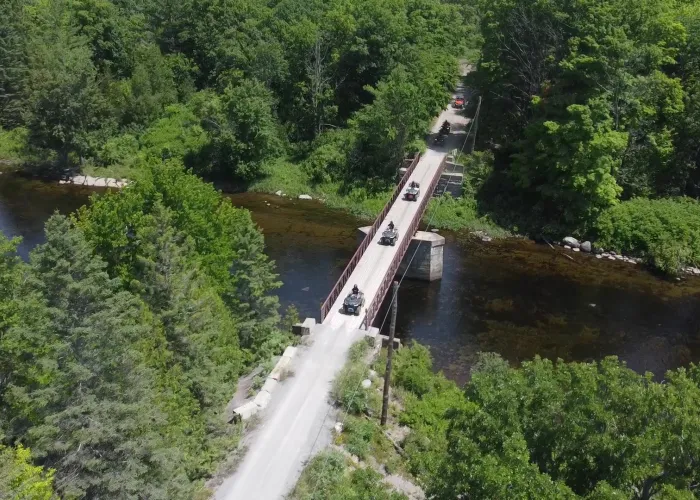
[453,96,465,109]
[380,227,399,246]
[405,183,420,201]
[343,291,365,316]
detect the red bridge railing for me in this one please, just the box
[320,154,421,322]
[360,156,446,330]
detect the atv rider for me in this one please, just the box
[440,120,451,135]
[410,181,417,188]
[352,284,359,295]
[388,221,395,231]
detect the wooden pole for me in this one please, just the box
[381,281,399,427]
[470,96,482,153]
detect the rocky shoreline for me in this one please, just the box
[58,175,128,188]
[556,236,700,277]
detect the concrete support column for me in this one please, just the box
[357,227,445,281]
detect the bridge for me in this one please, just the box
[216,102,466,500]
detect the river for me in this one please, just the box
[2,175,699,384]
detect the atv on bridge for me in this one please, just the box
[343,290,365,316]
[380,226,399,246]
[405,181,420,201]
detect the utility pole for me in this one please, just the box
[381,281,399,427]
[470,96,482,153]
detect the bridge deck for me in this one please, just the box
[323,149,447,331]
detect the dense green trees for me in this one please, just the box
[0,445,55,499]
[0,161,286,497]
[0,0,469,187]
[391,347,700,499]
[471,0,700,271]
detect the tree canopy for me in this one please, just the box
[395,348,700,500]
[0,161,287,497]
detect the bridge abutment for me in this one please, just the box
[357,227,444,281]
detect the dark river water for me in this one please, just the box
[2,175,700,384]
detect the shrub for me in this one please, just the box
[332,340,373,414]
[343,416,376,459]
[596,197,700,274]
[0,127,28,162]
[393,344,434,396]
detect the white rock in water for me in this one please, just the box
[275,190,283,196]
[573,247,580,252]
[298,194,312,200]
[563,236,580,248]
[596,254,603,259]
[608,256,616,261]
[564,245,572,250]
[361,379,372,389]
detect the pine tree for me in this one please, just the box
[22,215,193,499]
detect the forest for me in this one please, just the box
[472,0,700,272]
[3,0,700,497]
[1,162,288,497]
[0,0,469,182]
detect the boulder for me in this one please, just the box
[361,379,372,389]
[275,190,283,196]
[593,246,604,255]
[573,247,580,252]
[580,241,592,253]
[334,422,344,434]
[298,194,313,200]
[563,236,580,248]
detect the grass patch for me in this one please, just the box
[331,339,381,416]
[82,161,139,180]
[249,158,391,221]
[0,127,27,163]
[426,193,510,236]
[290,450,407,500]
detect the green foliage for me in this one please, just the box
[0,164,284,496]
[473,0,700,249]
[23,1,113,167]
[9,215,195,498]
[392,344,434,397]
[197,80,283,180]
[596,197,700,274]
[0,127,27,163]
[290,450,407,500]
[331,339,378,416]
[1,0,472,192]
[385,344,700,499]
[76,161,281,351]
[342,415,375,460]
[427,353,700,499]
[0,445,55,500]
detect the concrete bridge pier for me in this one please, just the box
[357,227,445,281]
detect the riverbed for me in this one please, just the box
[2,176,699,384]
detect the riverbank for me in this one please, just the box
[247,157,510,237]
